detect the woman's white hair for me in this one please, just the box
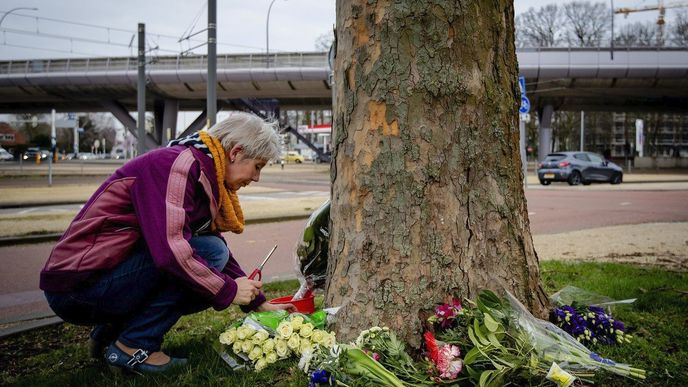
[207,112,281,161]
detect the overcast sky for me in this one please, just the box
[0,0,669,61]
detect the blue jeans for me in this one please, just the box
[45,235,229,352]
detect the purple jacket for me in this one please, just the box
[40,145,265,311]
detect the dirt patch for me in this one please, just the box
[534,222,688,271]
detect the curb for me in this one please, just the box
[0,201,84,209]
[0,214,312,247]
[0,316,64,339]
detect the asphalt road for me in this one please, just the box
[1,187,687,327]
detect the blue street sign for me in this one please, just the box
[518,76,526,96]
[520,96,530,114]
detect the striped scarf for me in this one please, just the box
[169,132,245,234]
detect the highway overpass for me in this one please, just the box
[1,48,686,153]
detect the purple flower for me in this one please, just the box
[310,369,334,385]
[588,305,605,314]
[613,320,625,332]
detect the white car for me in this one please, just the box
[0,148,13,161]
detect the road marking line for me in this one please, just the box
[620,202,631,206]
[528,212,536,216]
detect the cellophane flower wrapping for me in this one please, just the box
[293,200,330,300]
[503,291,645,380]
[550,285,636,311]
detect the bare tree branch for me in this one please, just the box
[671,10,688,46]
[563,1,610,47]
[615,21,657,47]
[515,4,565,47]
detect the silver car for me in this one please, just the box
[537,152,623,186]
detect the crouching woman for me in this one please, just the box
[40,112,294,374]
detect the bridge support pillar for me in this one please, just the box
[101,100,158,151]
[538,104,554,162]
[154,99,178,145]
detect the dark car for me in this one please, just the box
[22,147,49,161]
[537,151,623,186]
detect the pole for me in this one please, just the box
[73,125,79,158]
[49,109,55,187]
[137,23,146,155]
[610,0,614,60]
[520,115,528,188]
[266,0,278,68]
[580,110,585,151]
[207,0,217,128]
[0,7,38,27]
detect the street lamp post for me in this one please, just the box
[266,0,286,68]
[0,7,39,27]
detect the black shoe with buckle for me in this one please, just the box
[104,343,188,375]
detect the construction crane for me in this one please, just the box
[614,1,688,46]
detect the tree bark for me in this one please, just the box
[327,0,549,346]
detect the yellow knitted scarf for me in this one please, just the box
[198,131,245,234]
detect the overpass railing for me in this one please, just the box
[0,52,330,75]
[1,48,686,79]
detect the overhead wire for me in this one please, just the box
[0,9,266,54]
[0,41,100,57]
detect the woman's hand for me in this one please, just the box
[257,301,297,313]
[233,276,262,305]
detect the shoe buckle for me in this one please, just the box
[126,349,149,367]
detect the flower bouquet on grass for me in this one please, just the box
[549,285,635,347]
[302,327,435,386]
[434,290,645,385]
[217,310,336,372]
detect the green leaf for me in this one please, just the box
[473,319,491,346]
[484,313,499,333]
[463,346,482,365]
[465,365,481,380]
[478,290,501,309]
[467,326,480,347]
[479,370,494,387]
[487,333,502,348]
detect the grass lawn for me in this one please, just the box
[1,262,686,386]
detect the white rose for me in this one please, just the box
[277,321,293,339]
[266,352,278,364]
[261,338,275,354]
[322,333,336,348]
[237,326,256,340]
[232,340,243,354]
[241,340,254,354]
[254,357,268,372]
[310,330,325,345]
[275,338,289,358]
[248,346,263,361]
[219,328,237,345]
[299,323,314,338]
[287,334,301,351]
[290,315,304,330]
[252,330,269,345]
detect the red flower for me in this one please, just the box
[423,331,440,363]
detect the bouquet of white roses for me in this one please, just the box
[219,312,337,372]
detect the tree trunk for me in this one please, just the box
[327,0,549,346]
